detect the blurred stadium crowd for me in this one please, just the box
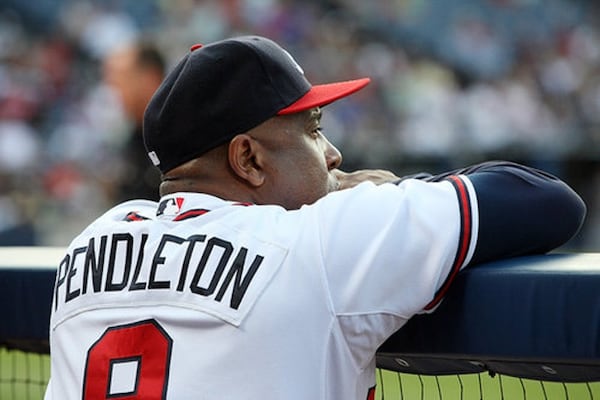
[1,0,600,249]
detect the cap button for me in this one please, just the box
[190,44,203,51]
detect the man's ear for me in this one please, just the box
[228,134,265,187]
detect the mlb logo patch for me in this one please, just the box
[157,197,185,217]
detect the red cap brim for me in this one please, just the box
[277,77,370,115]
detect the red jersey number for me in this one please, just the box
[83,319,172,399]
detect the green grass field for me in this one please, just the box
[375,369,600,399]
[1,348,598,399]
[0,349,49,400]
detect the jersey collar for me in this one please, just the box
[156,193,251,220]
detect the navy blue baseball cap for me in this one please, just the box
[143,35,370,174]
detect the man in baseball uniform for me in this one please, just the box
[45,36,586,399]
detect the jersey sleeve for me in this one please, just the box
[311,162,584,369]
[316,178,478,319]
[317,161,585,318]
[452,161,586,265]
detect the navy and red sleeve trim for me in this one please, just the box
[404,161,585,310]
[412,161,585,310]
[423,175,474,311]
[465,162,585,265]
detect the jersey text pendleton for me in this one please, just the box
[53,232,265,312]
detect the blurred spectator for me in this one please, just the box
[102,41,165,201]
[1,0,600,249]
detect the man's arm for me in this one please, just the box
[335,161,586,265]
[431,161,586,265]
[406,160,584,311]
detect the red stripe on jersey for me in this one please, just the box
[423,175,472,311]
[123,211,150,222]
[366,386,376,400]
[172,203,251,222]
[173,209,210,221]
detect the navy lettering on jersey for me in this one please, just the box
[129,234,149,291]
[177,234,206,291]
[66,246,86,302]
[215,247,263,309]
[190,237,233,296]
[53,232,265,312]
[105,234,135,292]
[82,236,107,294]
[150,234,185,290]
[54,254,69,311]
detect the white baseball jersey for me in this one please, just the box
[45,176,478,400]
